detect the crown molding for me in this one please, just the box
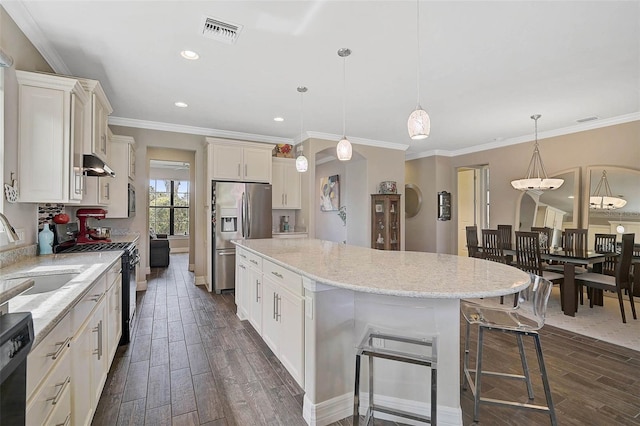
[305,131,409,151]
[2,0,71,75]
[108,116,292,145]
[406,112,640,161]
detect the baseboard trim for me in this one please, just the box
[171,247,189,253]
[303,392,462,426]
[195,275,207,285]
[189,263,195,272]
[136,280,148,291]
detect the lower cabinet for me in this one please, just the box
[260,261,305,387]
[25,258,121,426]
[235,249,305,387]
[72,297,107,426]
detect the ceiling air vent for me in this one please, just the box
[200,16,243,44]
[576,115,599,123]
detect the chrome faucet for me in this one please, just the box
[0,212,19,243]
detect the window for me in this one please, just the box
[149,179,189,235]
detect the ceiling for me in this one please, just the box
[4,1,639,158]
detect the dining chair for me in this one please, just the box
[594,233,617,276]
[515,231,564,307]
[564,228,588,255]
[466,226,482,259]
[575,233,636,323]
[531,227,553,254]
[482,229,509,304]
[462,274,557,425]
[482,229,507,264]
[497,224,513,250]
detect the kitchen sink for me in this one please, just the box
[18,273,80,296]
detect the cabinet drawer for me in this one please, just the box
[26,348,71,426]
[238,248,262,270]
[106,260,122,289]
[27,313,72,399]
[72,276,106,330]
[263,259,302,296]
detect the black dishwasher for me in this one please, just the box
[0,312,34,425]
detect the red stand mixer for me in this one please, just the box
[76,208,111,243]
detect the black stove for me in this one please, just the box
[56,239,139,346]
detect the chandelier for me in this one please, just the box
[589,170,626,210]
[510,114,564,191]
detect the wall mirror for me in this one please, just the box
[585,166,640,247]
[516,168,580,248]
[405,184,422,218]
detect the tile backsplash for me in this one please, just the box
[38,203,65,229]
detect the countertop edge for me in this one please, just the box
[233,240,530,299]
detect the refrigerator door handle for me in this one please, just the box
[241,192,246,238]
[246,191,251,238]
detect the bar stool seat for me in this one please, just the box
[353,329,437,425]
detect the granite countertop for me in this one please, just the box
[1,251,122,347]
[234,238,530,299]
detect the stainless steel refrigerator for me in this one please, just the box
[212,181,272,293]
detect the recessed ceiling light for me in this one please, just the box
[568,196,575,199]
[273,117,284,122]
[180,50,199,60]
[174,102,188,108]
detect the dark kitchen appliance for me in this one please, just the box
[0,312,34,426]
[54,239,139,345]
[211,181,272,293]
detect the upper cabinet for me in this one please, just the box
[272,158,301,209]
[78,78,113,162]
[207,138,273,183]
[106,135,136,218]
[16,71,88,203]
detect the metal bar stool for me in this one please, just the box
[353,329,437,425]
[462,274,557,425]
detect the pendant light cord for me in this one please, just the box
[300,90,304,143]
[342,56,347,136]
[416,0,421,106]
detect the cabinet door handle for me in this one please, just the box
[89,293,102,302]
[273,292,277,319]
[238,264,246,270]
[55,413,71,426]
[46,337,71,360]
[276,295,282,321]
[92,320,103,360]
[282,194,284,205]
[237,164,241,177]
[239,253,247,259]
[256,279,260,302]
[245,164,248,177]
[74,171,83,195]
[250,259,259,266]
[46,376,71,405]
[105,182,110,199]
[285,194,287,205]
[271,271,283,279]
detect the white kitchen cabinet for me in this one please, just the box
[235,257,250,320]
[261,260,304,386]
[79,176,111,206]
[16,71,88,203]
[72,297,106,426]
[207,138,273,183]
[26,347,72,426]
[106,272,122,363]
[78,78,113,162]
[128,141,136,180]
[247,266,263,333]
[272,158,301,209]
[106,135,136,218]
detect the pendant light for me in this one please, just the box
[589,170,626,209]
[407,0,430,140]
[336,48,352,161]
[295,86,309,172]
[510,114,564,191]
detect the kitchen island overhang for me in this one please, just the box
[232,239,530,426]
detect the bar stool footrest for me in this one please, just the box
[368,404,433,424]
[480,396,553,413]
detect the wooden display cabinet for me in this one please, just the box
[371,194,401,250]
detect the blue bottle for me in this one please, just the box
[38,223,54,255]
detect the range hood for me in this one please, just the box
[83,154,116,177]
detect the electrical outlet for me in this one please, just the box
[372,337,385,348]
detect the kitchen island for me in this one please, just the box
[233,238,530,426]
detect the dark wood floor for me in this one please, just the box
[93,254,640,426]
